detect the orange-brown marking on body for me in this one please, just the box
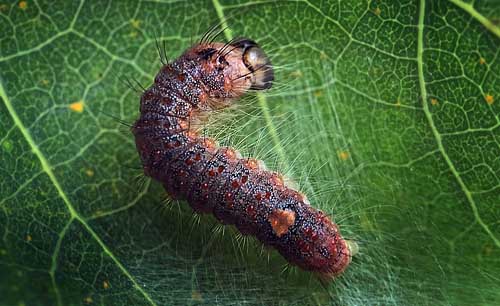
[223,148,236,159]
[298,239,311,253]
[231,180,239,189]
[293,192,306,202]
[177,73,186,81]
[246,205,256,218]
[270,173,284,188]
[203,138,216,150]
[268,209,296,237]
[225,192,234,208]
[186,131,198,140]
[254,193,262,201]
[224,77,232,92]
[245,158,258,169]
[160,97,170,105]
[265,191,271,199]
[179,120,189,130]
[199,91,208,103]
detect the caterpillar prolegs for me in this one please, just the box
[132,37,352,279]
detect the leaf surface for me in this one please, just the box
[1,0,499,305]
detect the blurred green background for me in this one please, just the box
[0,0,499,305]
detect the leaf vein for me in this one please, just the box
[0,80,158,306]
[211,0,289,169]
[448,0,500,38]
[417,0,500,248]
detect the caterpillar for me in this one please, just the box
[132,35,352,279]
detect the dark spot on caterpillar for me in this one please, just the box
[197,48,217,60]
[132,35,352,280]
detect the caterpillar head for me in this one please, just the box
[230,38,274,90]
[186,38,274,98]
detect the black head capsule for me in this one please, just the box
[231,38,274,90]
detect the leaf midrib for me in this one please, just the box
[417,0,500,248]
[0,81,158,306]
[448,0,500,39]
[212,0,290,170]
[213,0,500,249]
[2,2,499,305]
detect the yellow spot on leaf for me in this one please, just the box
[84,296,93,304]
[483,244,493,256]
[40,79,49,86]
[430,98,438,105]
[314,90,323,97]
[26,234,32,242]
[338,151,349,161]
[479,57,486,65]
[485,94,494,105]
[374,7,381,16]
[395,99,401,106]
[290,70,303,78]
[131,19,141,29]
[103,280,110,289]
[18,1,27,10]
[69,101,84,113]
[129,31,138,38]
[370,67,382,76]
[319,51,328,60]
[85,168,94,177]
[191,290,203,302]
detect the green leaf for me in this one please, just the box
[1,0,499,305]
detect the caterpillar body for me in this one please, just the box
[132,37,351,279]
